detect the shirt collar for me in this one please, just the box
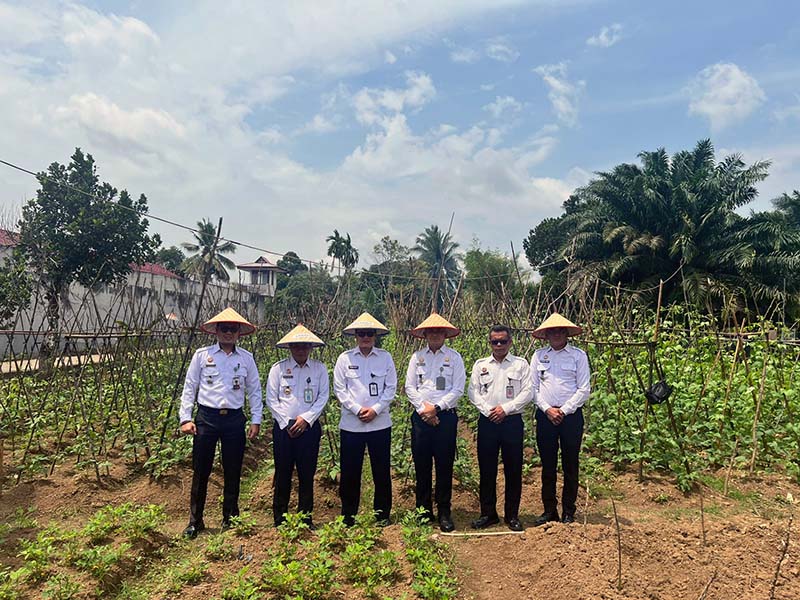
[490,352,515,364]
[546,344,571,354]
[425,345,447,355]
[212,343,239,356]
[350,346,378,358]
[291,359,310,369]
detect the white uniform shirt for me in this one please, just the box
[333,347,397,432]
[530,344,591,415]
[467,353,533,418]
[404,345,465,413]
[265,357,330,430]
[179,343,263,424]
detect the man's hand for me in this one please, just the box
[358,407,377,423]
[247,424,260,440]
[180,421,197,436]
[545,407,564,425]
[488,405,507,424]
[288,417,309,438]
[419,401,439,426]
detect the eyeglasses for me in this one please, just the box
[490,338,510,346]
[355,330,376,338]
[218,324,240,334]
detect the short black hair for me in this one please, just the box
[489,324,512,339]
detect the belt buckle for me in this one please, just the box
[219,409,228,415]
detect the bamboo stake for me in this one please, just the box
[611,497,623,591]
[769,514,792,600]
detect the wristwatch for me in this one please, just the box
[435,405,442,414]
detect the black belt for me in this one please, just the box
[198,405,243,416]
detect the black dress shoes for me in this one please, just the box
[561,513,576,524]
[438,515,455,532]
[533,512,560,527]
[471,514,500,529]
[183,522,205,539]
[505,518,524,532]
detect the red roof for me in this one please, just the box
[131,262,181,279]
[0,229,19,247]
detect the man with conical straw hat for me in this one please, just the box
[529,313,590,527]
[404,312,465,532]
[265,324,329,529]
[178,307,263,539]
[333,312,397,526]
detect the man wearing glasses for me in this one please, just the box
[529,313,590,526]
[467,325,533,531]
[333,312,397,526]
[179,308,263,539]
[265,324,329,528]
[404,313,466,532]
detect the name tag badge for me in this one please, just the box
[369,382,379,397]
[435,376,446,391]
[505,384,514,399]
[232,376,241,391]
[304,387,314,404]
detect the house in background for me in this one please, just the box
[236,255,285,297]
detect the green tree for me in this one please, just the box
[275,267,336,321]
[275,251,308,291]
[544,140,788,309]
[0,254,32,327]
[181,218,236,282]
[413,225,462,310]
[154,245,186,276]
[17,148,159,361]
[326,229,359,274]
[464,243,525,299]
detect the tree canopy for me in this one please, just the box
[181,218,237,282]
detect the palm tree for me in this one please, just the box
[559,140,775,307]
[413,225,462,309]
[181,218,237,282]
[326,229,359,274]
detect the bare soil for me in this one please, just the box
[2,440,799,600]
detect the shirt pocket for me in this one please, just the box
[559,360,577,380]
[478,371,493,394]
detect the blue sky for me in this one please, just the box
[1,0,799,270]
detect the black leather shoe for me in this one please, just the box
[221,519,232,531]
[343,515,355,528]
[438,515,455,533]
[183,522,205,539]
[471,515,500,529]
[561,513,575,524]
[533,512,560,527]
[505,518,524,532]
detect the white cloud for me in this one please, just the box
[534,62,584,127]
[384,50,397,64]
[450,46,480,63]
[486,37,519,62]
[480,83,496,91]
[353,71,436,125]
[483,95,522,118]
[295,113,339,135]
[774,96,800,121]
[687,63,766,131]
[586,23,623,47]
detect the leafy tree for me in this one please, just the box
[413,225,462,310]
[17,148,159,361]
[326,229,359,274]
[154,245,186,276]
[276,251,308,291]
[181,218,236,282]
[0,254,32,327]
[464,243,525,299]
[275,267,336,321]
[539,139,797,310]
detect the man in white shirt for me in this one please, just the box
[467,325,533,531]
[530,313,591,526]
[265,324,329,528]
[405,313,466,532]
[178,308,263,539]
[333,312,397,526]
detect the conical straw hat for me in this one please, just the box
[276,324,325,348]
[200,307,256,336]
[342,312,390,336]
[531,313,583,339]
[410,313,460,339]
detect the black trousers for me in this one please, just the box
[411,410,457,517]
[536,407,584,516]
[339,427,392,522]
[272,419,322,525]
[476,413,523,520]
[189,406,246,526]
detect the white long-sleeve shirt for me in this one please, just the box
[265,357,330,430]
[404,345,465,413]
[333,347,397,432]
[467,353,533,418]
[530,344,591,416]
[179,343,263,424]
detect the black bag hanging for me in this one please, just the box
[645,342,672,405]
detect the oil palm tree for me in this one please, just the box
[181,218,237,282]
[413,225,462,310]
[326,229,359,274]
